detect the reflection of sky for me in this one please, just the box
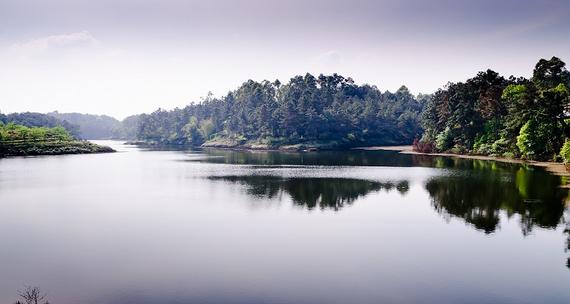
[1,0,569,118]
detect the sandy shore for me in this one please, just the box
[356,145,570,181]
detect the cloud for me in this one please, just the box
[10,31,99,55]
[314,50,342,68]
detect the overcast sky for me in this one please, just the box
[1,0,569,119]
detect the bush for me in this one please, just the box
[502,152,515,159]
[560,140,570,163]
[450,144,468,154]
[435,127,453,152]
[474,143,493,155]
[412,138,434,153]
[516,120,537,159]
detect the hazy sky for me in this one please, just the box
[1,0,569,119]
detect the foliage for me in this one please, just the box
[0,123,114,156]
[420,57,570,161]
[560,140,570,163]
[115,114,143,140]
[136,74,425,147]
[0,123,73,142]
[516,120,538,159]
[0,112,80,138]
[435,127,453,151]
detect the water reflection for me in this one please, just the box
[209,176,409,211]
[426,167,567,234]
[567,222,570,269]
[201,149,570,269]
[425,163,570,270]
[200,148,425,167]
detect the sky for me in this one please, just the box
[0,0,569,119]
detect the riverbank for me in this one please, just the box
[0,140,115,157]
[357,145,570,180]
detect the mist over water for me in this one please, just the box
[0,141,569,304]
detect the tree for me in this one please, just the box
[420,56,570,161]
[15,286,49,304]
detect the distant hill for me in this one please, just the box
[48,112,122,139]
[115,114,142,140]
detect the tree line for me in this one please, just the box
[3,56,569,160]
[136,73,426,149]
[133,57,570,159]
[418,56,570,161]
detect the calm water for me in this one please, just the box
[1,141,569,304]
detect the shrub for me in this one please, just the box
[560,140,570,163]
[516,120,537,159]
[474,143,493,155]
[502,152,515,159]
[435,127,453,152]
[450,144,468,154]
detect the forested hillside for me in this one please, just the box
[115,115,143,140]
[418,56,570,161]
[48,112,122,139]
[136,73,426,149]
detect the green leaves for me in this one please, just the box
[422,57,570,161]
[560,140,570,164]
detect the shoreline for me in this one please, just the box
[357,145,570,179]
[0,140,116,157]
[127,141,569,180]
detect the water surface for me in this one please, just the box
[1,141,569,304]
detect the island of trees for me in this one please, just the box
[135,74,426,150]
[0,123,114,157]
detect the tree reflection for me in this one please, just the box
[426,165,570,270]
[200,148,430,167]
[565,217,570,270]
[426,167,567,234]
[209,176,408,211]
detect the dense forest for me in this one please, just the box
[418,56,570,161]
[136,73,427,150]
[0,122,114,156]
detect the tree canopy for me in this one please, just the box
[136,73,425,149]
[418,56,570,161]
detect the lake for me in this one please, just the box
[1,141,569,304]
